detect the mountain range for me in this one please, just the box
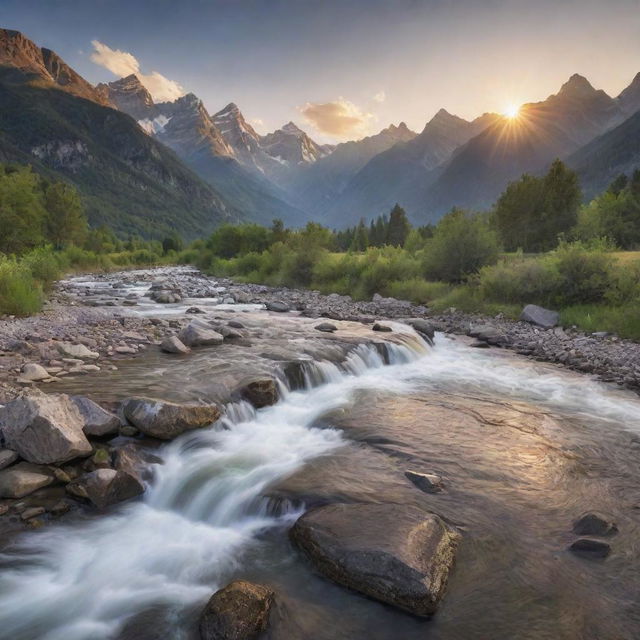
[1,27,640,236]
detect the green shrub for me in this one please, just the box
[21,247,62,288]
[478,258,558,305]
[0,258,43,316]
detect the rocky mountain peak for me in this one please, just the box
[618,71,640,116]
[557,73,599,99]
[98,73,156,120]
[281,121,306,137]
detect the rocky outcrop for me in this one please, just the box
[235,377,279,408]
[178,323,224,347]
[520,305,559,329]
[122,397,221,439]
[290,503,460,616]
[0,462,55,498]
[72,396,121,437]
[199,580,274,640]
[66,468,144,508]
[0,392,92,464]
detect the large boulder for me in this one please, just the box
[66,468,144,508]
[520,304,559,329]
[290,503,460,617]
[0,392,92,464]
[160,336,191,354]
[178,323,224,348]
[0,462,55,498]
[199,580,274,640]
[122,397,221,439]
[235,377,279,409]
[72,396,121,437]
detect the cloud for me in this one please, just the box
[299,98,375,139]
[90,40,184,102]
[373,90,386,103]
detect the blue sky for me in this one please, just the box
[3,0,640,142]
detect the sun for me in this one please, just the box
[504,103,521,119]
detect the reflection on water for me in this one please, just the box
[1,332,640,639]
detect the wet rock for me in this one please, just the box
[0,392,92,464]
[265,301,290,313]
[20,363,50,382]
[0,448,18,470]
[315,322,337,333]
[150,290,182,304]
[50,499,71,516]
[199,580,274,640]
[569,538,611,558]
[372,323,392,332]
[57,343,99,360]
[290,503,460,616]
[178,323,224,348]
[122,397,221,439]
[470,340,490,348]
[468,324,507,346]
[160,336,191,354]
[186,306,205,314]
[21,506,45,521]
[66,468,144,508]
[72,396,121,437]
[405,470,443,493]
[113,443,161,483]
[572,512,618,537]
[520,304,559,329]
[406,319,435,344]
[0,462,54,498]
[228,320,245,329]
[236,377,279,409]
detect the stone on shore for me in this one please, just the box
[72,396,121,437]
[468,324,507,346]
[290,503,460,616]
[405,470,443,493]
[0,448,18,470]
[178,323,224,347]
[160,336,191,354]
[199,580,274,640]
[122,397,221,439]
[236,377,279,408]
[0,462,55,498]
[0,392,92,464]
[520,304,559,329]
[57,343,100,360]
[19,363,50,382]
[66,468,144,508]
[572,512,618,537]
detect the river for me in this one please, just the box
[0,270,639,639]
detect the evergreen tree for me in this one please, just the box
[350,218,369,252]
[387,204,411,247]
[44,181,87,249]
[608,174,628,196]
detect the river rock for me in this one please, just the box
[0,392,92,464]
[405,470,443,493]
[199,580,274,640]
[520,304,559,329]
[468,324,507,346]
[290,503,460,616]
[58,343,100,360]
[0,462,55,498]
[372,323,392,332]
[236,377,279,408]
[72,396,121,437]
[406,319,435,344]
[160,336,191,354]
[265,301,290,313]
[20,363,50,382]
[122,397,221,439]
[21,506,45,521]
[0,448,18,470]
[315,322,338,333]
[113,443,161,483]
[569,538,611,558]
[178,323,224,347]
[572,512,618,537]
[66,468,144,508]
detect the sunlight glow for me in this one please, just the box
[504,103,521,119]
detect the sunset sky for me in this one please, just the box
[3,0,640,142]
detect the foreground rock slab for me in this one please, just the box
[160,335,191,354]
[178,323,224,347]
[122,397,221,439]
[0,462,54,498]
[0,392,92,464]
[72,396,121,437]
[290,503,460,616]
[199,580,274,640]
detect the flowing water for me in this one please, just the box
[1,281,640,639]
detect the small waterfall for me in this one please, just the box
[0,336,429,640]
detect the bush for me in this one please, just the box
[0,257,43,316]
[20,247,62,288]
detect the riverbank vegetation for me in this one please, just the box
[191,162,640,339]
[0,164,181,315]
